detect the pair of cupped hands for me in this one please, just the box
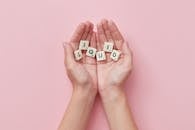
[63,19,133,100]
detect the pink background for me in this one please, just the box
[0,0,195,130]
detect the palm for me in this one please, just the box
[97,45,132,90]
[81,63,97,88]
[68,61,97,87]
[64,20,132,92]
[96,20,132,91]
[64,22,97,89]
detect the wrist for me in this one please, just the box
[73,84,97,100]
[99,85,125,103]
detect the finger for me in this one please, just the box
[86,32,97,64]
[101,19,113,42]
[86,23,94,41]
[96,32,108,64]
[70,23,86,50]
[83,22,94,63]
[63,42,75,68]
[97,22,107,44]
[96,32,102,51]
[81,21,92,40]
[122,41,133,65]
[108,20,124,49]
[98,20,113,62]
[101,19,114,62]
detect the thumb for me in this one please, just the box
[63,42,75,66]
[122,41,133,64]
[122,41,132,55]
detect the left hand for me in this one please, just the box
[63,21,98,95]
[96,19,133,100]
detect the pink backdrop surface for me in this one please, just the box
[0,0,195,130]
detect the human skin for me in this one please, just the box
[58,21,98,130]
[58,19,138,130]
[96,19,137,130]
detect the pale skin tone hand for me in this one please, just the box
[64,21,97,91]
[58,21,97,130]
[58,20,138,130]
[96,19,137,130]
[96,19,133,92]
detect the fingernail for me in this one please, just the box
[78,23,85,28]
[109,19,113,23]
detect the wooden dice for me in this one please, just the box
[79,40,89,50]
[74,49,83,61]
[103,42,114,52]
[110,50,121,61]
[86,47,97,57]
[96,51,106,61]
[73,40,121,61]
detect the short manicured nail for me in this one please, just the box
[78,23,85,29]
[109,20,115,25]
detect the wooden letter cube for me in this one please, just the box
[86,47,97,57]
[96,51,106,61]
[74,49,83,60]
[103,42,114,52]
[110,50,121,61]
[79,40,89,50]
